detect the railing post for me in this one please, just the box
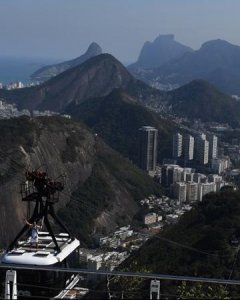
[150,279,160,300]
[5,270,17,299]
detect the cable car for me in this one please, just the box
[0,169,81,299]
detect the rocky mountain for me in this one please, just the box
[0,53,165,112]
[31,42,102,82]
[1,51,238,128]
[0,116,161,247]
[66,89,177,164]
[134,39,240,95]
[129,34,193,69]
[167,80,240,127]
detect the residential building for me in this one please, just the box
[144,213,157,225]
[166,214,179,224]
[186,182,198,202]
[138,126,158,175]
[173,133,182,158]
[182,168,194,182]
[198,182,216,201]
[161,164,180,187]
[193,173,207,183]
[171,182,187,203]
[207,134,218,159]
[195,134,209,165]
[208,174,222,183]
[161,164,185,187]
[211,157,230,174]
[183,134,194,161]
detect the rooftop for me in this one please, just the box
[1,231,80,266]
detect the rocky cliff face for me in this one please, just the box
[0,116,160,247]
[31,42,102,82]
[0,117,94,247]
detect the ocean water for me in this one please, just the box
[0,56,62,84]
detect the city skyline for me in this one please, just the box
[1,0,240,63]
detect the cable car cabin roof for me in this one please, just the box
[1,232,80,266]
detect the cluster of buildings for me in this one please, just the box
[80,249,129,282]
[137,126,230,178]
[140,194,192,228]
[98,225,146,251]
[0,81,39,90]
[173,132,230,174]
[0,100,71,119]
[79,225,149,282]
[161,164,233,202]
[173,132,218,165]
[0,81,24,90]
[0,100,30,119]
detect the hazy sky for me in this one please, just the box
[0,0,240,63]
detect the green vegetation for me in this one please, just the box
[58,160,113,246]
[177,281,230,299]
[0,116,36,153]
[105,190,240,298]
[67,89,176,164]
[58,140,161,246]
[0,116,161,248]
[0,116,38,183]
[169,80,240,127]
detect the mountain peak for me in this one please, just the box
[200,39,238,50]
[183,79,218,90]
[174,79,229,98]
[4,53,135,112]
[129,34,193,69]
[31,42,103,82]
[154,34,175,43]
[85,42,102,56]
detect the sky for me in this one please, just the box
[0,0,240,63]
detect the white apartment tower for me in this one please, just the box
[173,133,183,158]
[183,134,194,161]
[207,134,218,159]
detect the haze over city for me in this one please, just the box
[2,1,240,298]
[0,0,240,62]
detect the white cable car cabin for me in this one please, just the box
[1,233,80,299]
[0,169,82,299]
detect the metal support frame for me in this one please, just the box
[7,171,72,253]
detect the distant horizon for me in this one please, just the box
[0,33,240,84]
[1,35,240,64]
[1,0,240,62]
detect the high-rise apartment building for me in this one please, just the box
[173,133,183,158]
[138,126,158,174]
[207,134,218,159]
[198,182,216,201]
[211,157,230,174]
[183,134,194,161]
[195,135,209,165]
[171,182,187,203]
[161,164,184,187]
[186,182,198,202]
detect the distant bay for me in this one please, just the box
[0,56,62,84]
